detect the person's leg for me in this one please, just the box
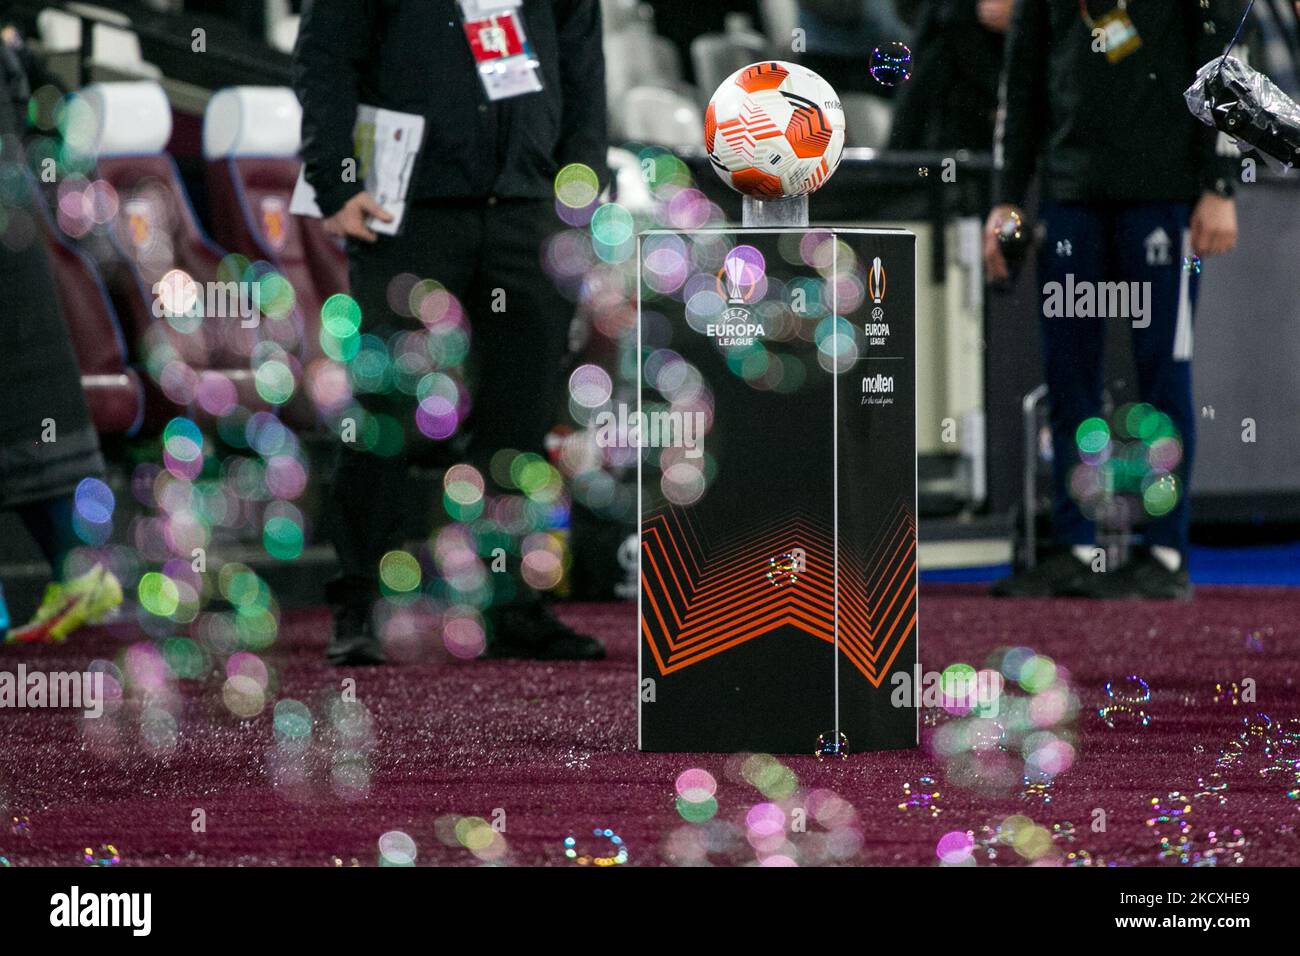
[1039,202,1110,549]
[5,495,123,643]
[994,201,1110,597]
[327,204,481,663]
[15,494,80,580]
[467,199,602,658]
[467,200,573,473]
[327,392,411,625]
[1117,201,1197,583]
[468,199,570,605]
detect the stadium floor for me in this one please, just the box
[2,583,1297,866]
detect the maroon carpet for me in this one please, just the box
[2,584,1298,867]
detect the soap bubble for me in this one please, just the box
[767,550,804,587]
[563,828,628,866]
[675,768,717,803]
[869,43,913,86]
[377,830,417,867]
[898,776,942,817]
[815,731,848,760]
[997,210,1024,244]
[936,830,974,865]
[82,844,121,866]
[1145,792,1194,863]
[1099,675,1151,728]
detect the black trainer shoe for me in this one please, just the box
[326,604,386,666]
[991,550,1093,597]
[484,603,606,661]
[1090,549,1192,601]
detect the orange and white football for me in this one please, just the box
[704,61,846,199]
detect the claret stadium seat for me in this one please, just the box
[71,80,272,422]
[203,85,350,426]
[27,171,145,438]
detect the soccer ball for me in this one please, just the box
[704,61,846,199]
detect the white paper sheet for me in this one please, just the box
[289,105,425,236]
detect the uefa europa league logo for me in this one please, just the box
[868,256,887,305]
[719,245,764,305]
[723,251,749,304]
[711,245,768,346]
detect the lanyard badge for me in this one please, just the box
[1081,0,1142,65]
[457,0,544,100]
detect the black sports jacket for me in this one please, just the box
[292,0,608,217]
[994,0,1244,206]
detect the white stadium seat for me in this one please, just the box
[604,26,684,115]
[268,16,300,55]
[758,0,799,55]
[840,93,894,149]
[606,146,655,215]
[599,0,645,32]
[690,28,768,105]
[37,3,162,80]
[202,85,302,160]
[70,79,172,157]
[264,0,300,54]
[621,86,702,151]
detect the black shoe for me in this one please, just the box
[326,604,386,666]
[484,603,606,661]
[991,550,1092,597]
[1089,550,1192,601]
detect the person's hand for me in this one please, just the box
[976,0,1014,34]
[1190,193,1237,259]
[322,191,393,242]
[983,204,1023,283]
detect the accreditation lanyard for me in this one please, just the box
[456,0,544,100]
[1079,0,1143,64]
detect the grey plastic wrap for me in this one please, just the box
[1185,54,1300,168]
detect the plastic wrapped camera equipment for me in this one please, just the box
[1185,54,1300,170]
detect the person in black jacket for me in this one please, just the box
[986,0,1242,600]
[888,0,1011,152]
[1,23,122,644]
[293,0,608,664]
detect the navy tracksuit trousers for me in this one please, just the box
[1037,201,1199,555]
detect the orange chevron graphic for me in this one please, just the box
[735,62,789,93]
[784,102,832,158]
[729,167,784,197]
[641,501,916,686]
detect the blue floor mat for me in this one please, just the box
[920,542,1300,586]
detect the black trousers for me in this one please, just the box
[329,198,572,609]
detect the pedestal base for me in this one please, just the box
[741,194,809,228]
[637,225,919,754]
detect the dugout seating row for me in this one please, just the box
[46,80,660,443]
[39,81,349,439]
